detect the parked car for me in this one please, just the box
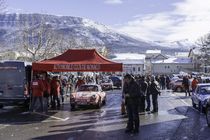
[170,79,184,92]
[191,83,210,113]
[109,76,122,88]
[201,76,210,83]
[170,78,192,92]
[70,84,106,110]
[205,101,210,127]
[100,79,113,90]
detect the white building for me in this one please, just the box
[145,50,168,74]
[112,53,145,75]
[152,57,194,75]
[188,48,203,72]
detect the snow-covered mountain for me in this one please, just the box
[0,13,193,54]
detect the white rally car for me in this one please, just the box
[70,84,106,110]
[100,79,113,91]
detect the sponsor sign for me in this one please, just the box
[53,64,101,71]
[32,82,38,86]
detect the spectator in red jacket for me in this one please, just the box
[51,76,61,108]
[192,77,199,92]
[30,75,45,113]
[75,77,85,90]
[42,74,51,111]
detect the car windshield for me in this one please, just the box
[199,86,210,95]
[102,79,111,83]
[78,85,98,92]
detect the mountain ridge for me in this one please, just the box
[0,13,193,54]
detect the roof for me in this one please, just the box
[152,57,192,64]
[189,47,202,57]
[114,59,144,64]
[175,52,189,58]
[113,53,145,60]
[146,50,161,54]
[32,49,122,72]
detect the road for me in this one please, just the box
[0,90,210,140]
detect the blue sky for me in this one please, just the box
[5,0,210,41]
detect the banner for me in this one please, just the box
[53,64,101,71]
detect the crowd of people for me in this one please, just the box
[121,73,210,134]
[29,72,208,134]
[122,74,161,133]
[29,73,97,113]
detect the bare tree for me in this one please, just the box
[196,33,210,72]
[0,0,6,53]
[57,35,78,53]
[0,0,5,13]
[21,16,60,61]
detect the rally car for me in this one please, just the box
[70,84,106,110]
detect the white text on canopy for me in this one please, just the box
[53,64,101,71]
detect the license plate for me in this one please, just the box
[78,100,87,105]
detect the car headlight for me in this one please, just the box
[90,95,97,100]
[70,94,75,99]
[203,99,210,107]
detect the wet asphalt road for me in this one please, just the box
[0,90,210,140]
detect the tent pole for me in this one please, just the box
[29,69,33,111]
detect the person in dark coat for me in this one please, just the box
[145,76,151,111]
[182,76,190,96]
[166,75,171,89]
[150,76,161,113]
[160,75,166,90]
[138,76,148,112]
[124,74,141,133]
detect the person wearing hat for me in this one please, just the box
[123,74,141,133]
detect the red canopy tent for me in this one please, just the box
[32,49,122,72]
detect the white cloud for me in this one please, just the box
[104,0,123,4]
[114,0,210,41]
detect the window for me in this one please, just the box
[133,67,135,72]
[168,66,170,68]
[138,67,141,71]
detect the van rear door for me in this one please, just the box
[0,66,25,99]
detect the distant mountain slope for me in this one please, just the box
[0,13,193,54]
[153,39,196,50]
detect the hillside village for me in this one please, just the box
[113,50,199,75]
[0,48,205,76]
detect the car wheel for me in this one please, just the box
[192,100,196,108]
[96,98,102,109]
[203,107,207,114]
[176,87,182,92]
[71,104,76,111]
[198,102,205,113]
[102,97,106,105]
[0,104,3,109]
[205,107,210,127]
[23,100,30,108]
